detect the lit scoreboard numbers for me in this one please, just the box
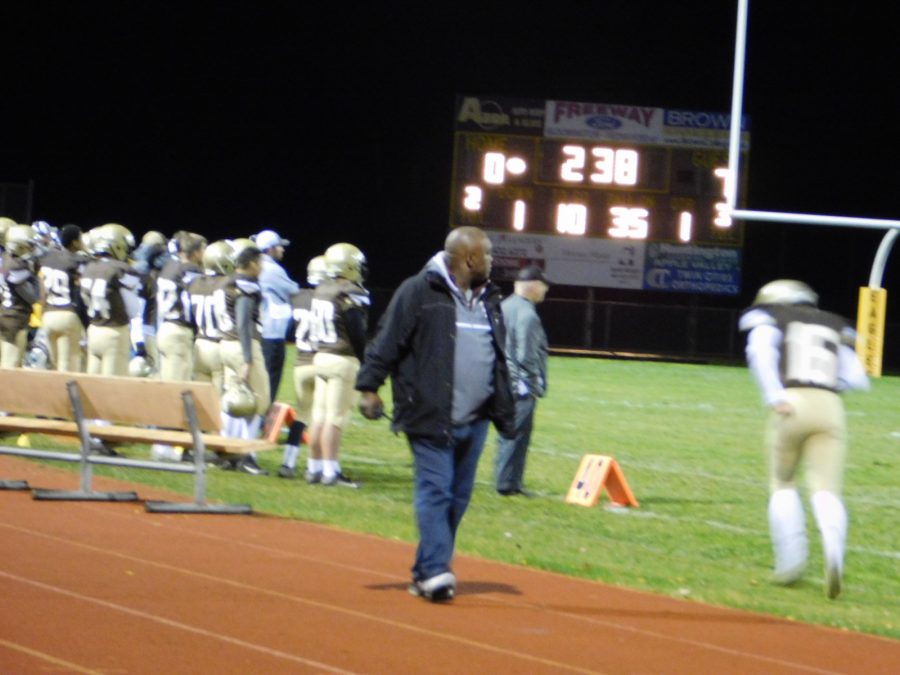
[452,134,741,246]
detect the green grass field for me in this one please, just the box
[15,351,900,638]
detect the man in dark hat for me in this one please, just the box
[495,264,550,497]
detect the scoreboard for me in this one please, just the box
[450,95,750,295]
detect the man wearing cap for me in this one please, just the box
[255,229,300,403]
[495,264,550,497]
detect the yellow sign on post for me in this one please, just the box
[856,286,887,377]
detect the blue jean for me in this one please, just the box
[261,338,286,403]
[408,418,491,581]
[494,395,536,492]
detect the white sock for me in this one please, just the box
[811,491,847,577]
[768,488,807,583]
[282,444,300,468]
[246,414,262,439]
[307,458,323,474]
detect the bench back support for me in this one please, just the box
[0,369,223,433]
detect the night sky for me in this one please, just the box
[3,2,899,319]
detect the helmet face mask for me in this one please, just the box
[323,242,367,283]
[753,279,818,307]
[203,240,236,275]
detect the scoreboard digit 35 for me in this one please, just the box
[450,95,750,295]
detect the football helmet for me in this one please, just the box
[4,224,39,257]
[141,230,167,248]
[221,379,257,418]
[128,354,156,378]
[203,240,236,276]
[228,237,256,258]
[89,223,133,261]
[23,331,51,370]
[753,279,818,307]
[324,243,367,283]
[307,255,327,286]
[0,216,16,245]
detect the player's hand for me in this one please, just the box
[358,391,385,420]
[772,401,794,416]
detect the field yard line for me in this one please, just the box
[0,637,104,674]
[0,570,359,674]
[0,525,603,675]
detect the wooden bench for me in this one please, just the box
[0,368,272,513]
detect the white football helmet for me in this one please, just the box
[324,242,367,283]
[306,255,327,286]
[753,279,818,307]
[221,379,257,418]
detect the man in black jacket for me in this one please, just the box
[357,226,515,603]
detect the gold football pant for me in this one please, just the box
[220,339,271,416]
[194,338,224,394]
[86,324,130,377]
[42,310,84,372]
[292,353,317,424]
[157,322,195,382]
[311,352,360,430]
[766,387,846,495]
[0,328,27,368]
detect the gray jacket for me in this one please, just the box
[501,293,548,398]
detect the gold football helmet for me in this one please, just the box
[4,224,39,257]
[753,279,818,307]
[203,240,236,276]
[221,379,257,418]
[89,223,134,261]
[323,243,367,283]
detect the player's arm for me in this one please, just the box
[745,323,790,410]
[234,293,256,381]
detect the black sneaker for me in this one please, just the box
[304,470,322,484]
[89,438,119,457]
[277,464,296,479]
[321,472,359,488]
[237,456,269,476]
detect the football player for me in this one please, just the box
[131,230,172,373]
[0,224,42,368]
[190,240,234,394]
[156,231,206,381]
[278,254,326,479]
[217,245,271,474]
[80,224,144,376]
[306,243,370,487]
[38,224,88,372]
[739,279,869,599]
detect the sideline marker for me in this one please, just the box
[262,402,296,444]
[565,454,639,508]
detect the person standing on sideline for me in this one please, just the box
[38,224,88,372]
[495,264,550,497]
[0,224,41,368]
[278,255,327,479]
[254,229,299,402]
[306,243,369,487]
[739,279,869,599]
[356,226,515,602]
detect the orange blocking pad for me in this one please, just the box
[566,454,639,507]
[262,402,296,444]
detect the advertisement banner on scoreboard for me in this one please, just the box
[454,95,545,136]
[544,100,664,144]
[487,231,644,289]
[642,243,741,295]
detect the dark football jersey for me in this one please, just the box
[739,304,855,393]
[0,253,38,327]
[189,273,228,341]
[218,274,263,341]
[39,248,84,312]
[80,258,143,327]
[291,287,316,357]
[311,278,370,357]
[157,259,203,327]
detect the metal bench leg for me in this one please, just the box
[32,381,138,502]
[145,391,251,515]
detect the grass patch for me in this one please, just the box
[10,351,900,638]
